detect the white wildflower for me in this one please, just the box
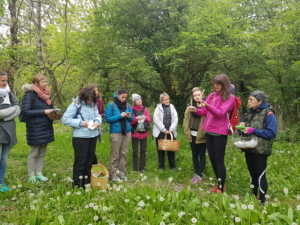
[168,177,173,182]
[125,199,130,203]
[103,206,108,211]
[230,204,235,208]
[93,215,99,221]
[203,202,209,207]
[160,197,165,201]
[241,204,247,210]
[248,204,254,210]
[235,217,241,222]
[53,173,57,177]
[191,218,197,223]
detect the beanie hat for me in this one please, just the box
[230,84,236,94]
[132,93,141,103]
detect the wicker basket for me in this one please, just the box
[47,113,63,120]
[90,164,109,189]
[158,133,180,151]
[233,136,258,149]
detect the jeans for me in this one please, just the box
[190,135,206,177]
[27,144,47,176]
[132,137,147,171]
[109,133,131,178]
[72,137,97,188]
[0,144,11,184]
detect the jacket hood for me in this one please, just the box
[21,83,33,92]
[113,92,118,98]
[256,102,269,110]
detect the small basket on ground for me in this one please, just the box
[233,135,258,149]
[47,113,63,120]
[158,132,180,151]
[90,164,109,189]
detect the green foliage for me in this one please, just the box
[1,121,300,224]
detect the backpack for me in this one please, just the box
[73,104,84,120]
[228,96,242,134]
[131,107,151,133]
[19,92,34,123]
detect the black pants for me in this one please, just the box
[190,135,206,177]
[132,137,147,171]
[156,132,176,169]
[245,153,268,204]
[72,137,97,188]
[206,133,227,191]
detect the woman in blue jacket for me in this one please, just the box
[238,90,277,205]
[62,87,102,189]
[105,87,133,181]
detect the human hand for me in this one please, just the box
[44,109,54,115]
[187,106,197,112]
[82,121,89,127]
[239,122,246,127]
[121,112,127,118]
[164,130,171,134]
[198,100,208,107]
[93,123,100,128]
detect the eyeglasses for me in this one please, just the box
[248,98,257,102]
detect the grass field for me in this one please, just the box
[1,121,300,224]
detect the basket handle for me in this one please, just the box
[164,132,174,140]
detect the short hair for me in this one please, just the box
[0,71,8,77]
[250,90,267,103]
[160,92,170,101]
[32,74,47,84]
[117,87,128,95]
[78,87,96,105]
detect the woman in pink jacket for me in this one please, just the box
[188,74,235,193]
[130,94,151,172]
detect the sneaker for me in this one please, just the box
[170,168,176,172]
[190,174,197,183]
[29,176,38,183]
[210,184,227,192]
[0,184,11,192]
[215,189,223,194]
[192,175,202,184]
[111,175,118,182]
[158,168,164,171]
[120,175,127,181]
[36,173,48,181]
[140,170,146,173]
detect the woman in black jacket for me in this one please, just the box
[21,74,55,183]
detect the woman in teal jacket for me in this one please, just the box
[105,87,133,181]
[62,87,102,188]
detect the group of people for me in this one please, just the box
[0,72,278,205]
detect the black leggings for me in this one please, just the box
[206,134,227,191]
[245,153,268,204]
[190,135,206,177]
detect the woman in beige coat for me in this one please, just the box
[183,87,206,184]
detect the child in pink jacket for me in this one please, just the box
[188,74,235,193]
[130,94,151,172]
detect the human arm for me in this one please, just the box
[243,113,277,139]
[105,103,123,124]
[153,105,167,133]
[169,104,178,133]
[205,95,235,118]
[62,104,87,128]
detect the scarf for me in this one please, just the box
[31,84,52,105]
[113,97,127,136]
[0,84,10,97]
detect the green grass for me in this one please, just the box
[1,121,300,224]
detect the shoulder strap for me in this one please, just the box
[74,104,84,120]
[140,106,146,114]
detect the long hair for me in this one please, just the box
[86,83,101,98]
[211,74,231,101]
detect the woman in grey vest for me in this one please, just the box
[238,90,277,205]
[0,71,20,192]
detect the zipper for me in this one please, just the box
[205,94,217,131]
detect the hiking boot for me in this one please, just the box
[29,176,38,183]
[36,173,48,181]
[192,175,202,184]
[0,184,11,192]
[120,175,127,181]
[190,174,197,183]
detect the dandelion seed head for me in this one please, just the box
[93,206,98,210]
[93,215,99,221]
[103,206,108,211]
[265,194,270,199]
[250,184,254,188]
[160,222,165,225]
[116,170,120,174]
[160,197,165,201]
[125,199,130,203]
[168,177,173,182]
[230,204,235,208]
[17,184,22,188]
[85,205,89,209]
[53,173,57,177]
[235,217,241,222]
[191,218,197,223]
[248,204,254,209]
[77,191,81,195]
[241,204,247,210]
[209,177,213,181]
[296,205,300,210]
[11,186,16,189]
[79,175,83,179]
[203,202,209,207]
[89,203,95,207]
[218,178,221,181]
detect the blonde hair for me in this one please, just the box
[159,92,170,101]
[191,87,202,94]
[32,74,47,84]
